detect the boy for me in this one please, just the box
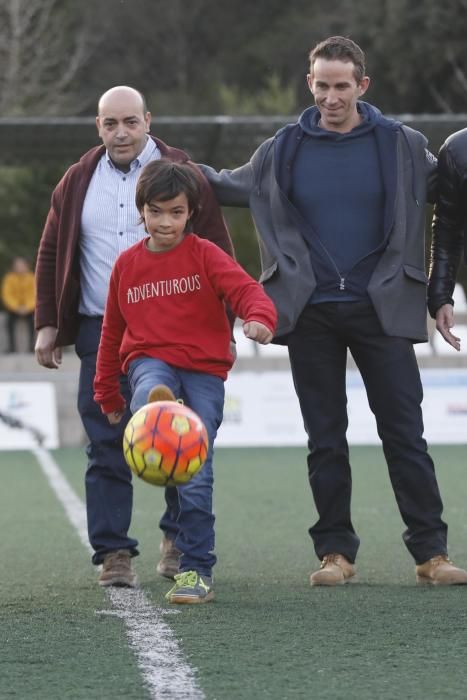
[94,159,277,603]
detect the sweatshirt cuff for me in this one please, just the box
[244,316,276,334]
[97,395,126,415]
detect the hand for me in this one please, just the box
[435,304,461,351]
[243,321,273,344]
[106,409,126,425]
[35,326,63,368]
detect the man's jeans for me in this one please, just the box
[76,316,138,565]
[287,301,447,565]
[128,357,225,577]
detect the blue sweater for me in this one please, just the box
[276,102,399,303]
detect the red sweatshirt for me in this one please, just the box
[94,234,277,414]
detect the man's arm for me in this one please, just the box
[35,185,63,368]
[189,163,235,257]
[198,137,275,209]
[425,147,438,205]
[197,162,253,208]
[35,326,62,368]
[197,137,275,214]
[428,142,465,326]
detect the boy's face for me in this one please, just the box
[142,193,192,252]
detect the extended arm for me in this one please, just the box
[189,162,235,257]
[203,243,277,343]
[198,162,253,208]
[198,138,273,208]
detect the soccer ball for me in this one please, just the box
[123,401,209,487]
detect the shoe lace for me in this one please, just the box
[321,553,340,568]
[429,554,452,567]
[102,550,131,573]
[174,570,198,587]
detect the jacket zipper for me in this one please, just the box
[313,233,346,291]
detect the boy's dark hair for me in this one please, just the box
[135,159,201,219]
[309,36,366,83]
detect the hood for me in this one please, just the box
[297,101,401,140]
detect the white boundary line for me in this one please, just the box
[33,446,204,700]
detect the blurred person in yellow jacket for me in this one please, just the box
[1,256,36,352]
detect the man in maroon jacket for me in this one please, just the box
[35,86,234,587]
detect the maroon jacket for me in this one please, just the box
[35,136,234,346]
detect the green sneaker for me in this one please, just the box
[165,570,214,604]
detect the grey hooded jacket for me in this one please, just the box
[201,110,436,343]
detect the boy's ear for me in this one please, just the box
[184,210,195,232]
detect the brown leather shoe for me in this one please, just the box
[156,535,181,579]
[416,555,467,586]
[148,385,176,403]
[98,549,137,588]
[310,553,356,586]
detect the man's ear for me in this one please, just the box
[358,76,370,97]
[145,111,151,133]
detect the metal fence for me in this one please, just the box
[2,114,467,169]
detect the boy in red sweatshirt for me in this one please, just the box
[94,159,277,603]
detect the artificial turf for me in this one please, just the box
[2,446,467,699]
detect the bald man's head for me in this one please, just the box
[98,86,148,116]
[96,86,151,171]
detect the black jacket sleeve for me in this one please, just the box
[428,131,467,317]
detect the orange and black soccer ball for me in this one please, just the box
[123,401,209,487]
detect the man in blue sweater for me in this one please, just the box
[202,36,467,586]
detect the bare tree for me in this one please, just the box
[0,0,98,115]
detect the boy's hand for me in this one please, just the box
[106,409,126,425]
[243,321,273,344]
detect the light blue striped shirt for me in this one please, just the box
[79,136,161,316]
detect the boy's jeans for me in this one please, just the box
[128,357,224,577]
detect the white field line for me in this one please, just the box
[32,446,204,700]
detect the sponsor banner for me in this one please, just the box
[219,371,305,446]
[2,370,466,449]
[0,382,59,450]
[415,369,467,444]
[217,369,467,446]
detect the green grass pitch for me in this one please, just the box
[2,445,467,699]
